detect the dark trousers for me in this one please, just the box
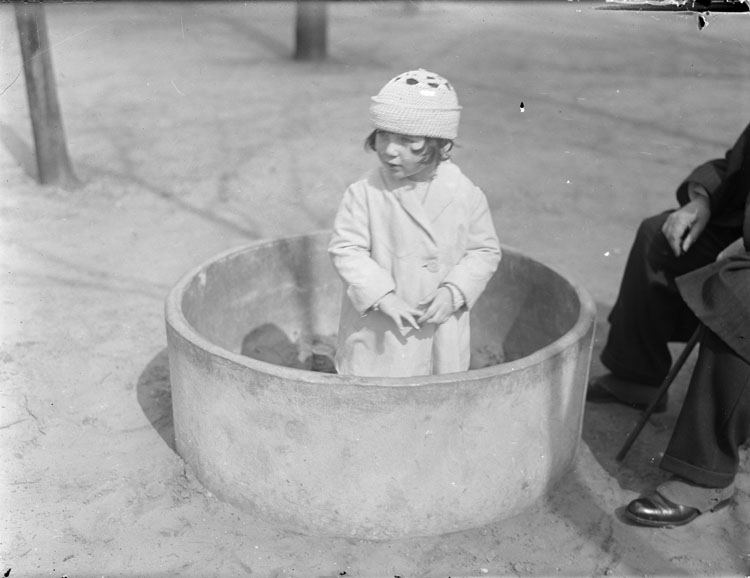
[601,211,740,386]
[660,328,750,488]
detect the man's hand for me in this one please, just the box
[661,194,711,257]
[377,292,422,331]
[417,287,454,325]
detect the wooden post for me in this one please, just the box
[294,1,327,62]
[15,0,79,187]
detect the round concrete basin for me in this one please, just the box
[165,232,596,539]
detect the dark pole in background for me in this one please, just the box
[294,1,328,62]
[15,0,79,187]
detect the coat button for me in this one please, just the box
[426,260,439,273]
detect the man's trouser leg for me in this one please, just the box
[660,328,750,488]
[601,211,737,386]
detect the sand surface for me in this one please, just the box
[1,2,749,576]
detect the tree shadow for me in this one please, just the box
[136,348,176,453]
[0,122,37,180]
[79,162,262,240]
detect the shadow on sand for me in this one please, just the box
[136,348,176,453]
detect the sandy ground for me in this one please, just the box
[1,2,750,576]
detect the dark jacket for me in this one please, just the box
[676,122,750,234]
[676,122,750,363]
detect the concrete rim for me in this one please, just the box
[165,231,597,387]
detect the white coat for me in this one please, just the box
[328,160,501,377]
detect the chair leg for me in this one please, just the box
[615,326,703,462]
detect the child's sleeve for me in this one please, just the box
[441,187,501,309]
[328,184,396,315]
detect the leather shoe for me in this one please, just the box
[586,381,667,413]
[625,491,730,528]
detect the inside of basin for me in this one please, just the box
[180,235,581,373]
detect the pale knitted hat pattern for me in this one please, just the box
[369,69,462,140]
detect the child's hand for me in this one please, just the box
[417,287,454,325]
[377,293,422,331]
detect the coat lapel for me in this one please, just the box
[423,166,456,225]
[395,185,435,241]
[383,164,456,246]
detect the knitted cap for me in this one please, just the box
[369,69,461,140]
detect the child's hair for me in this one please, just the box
[364,129,454,166]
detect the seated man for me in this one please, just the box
[587,121,750,526]
[588,121,749,409]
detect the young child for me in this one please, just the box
[328,69,501,377]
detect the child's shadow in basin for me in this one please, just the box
[135,325,335,454]
[136,348,176,452]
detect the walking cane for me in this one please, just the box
[615,325,703,462]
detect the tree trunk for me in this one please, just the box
[15,0,79,187]
[294,1,327,62]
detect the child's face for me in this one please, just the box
[374,131,435,181]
